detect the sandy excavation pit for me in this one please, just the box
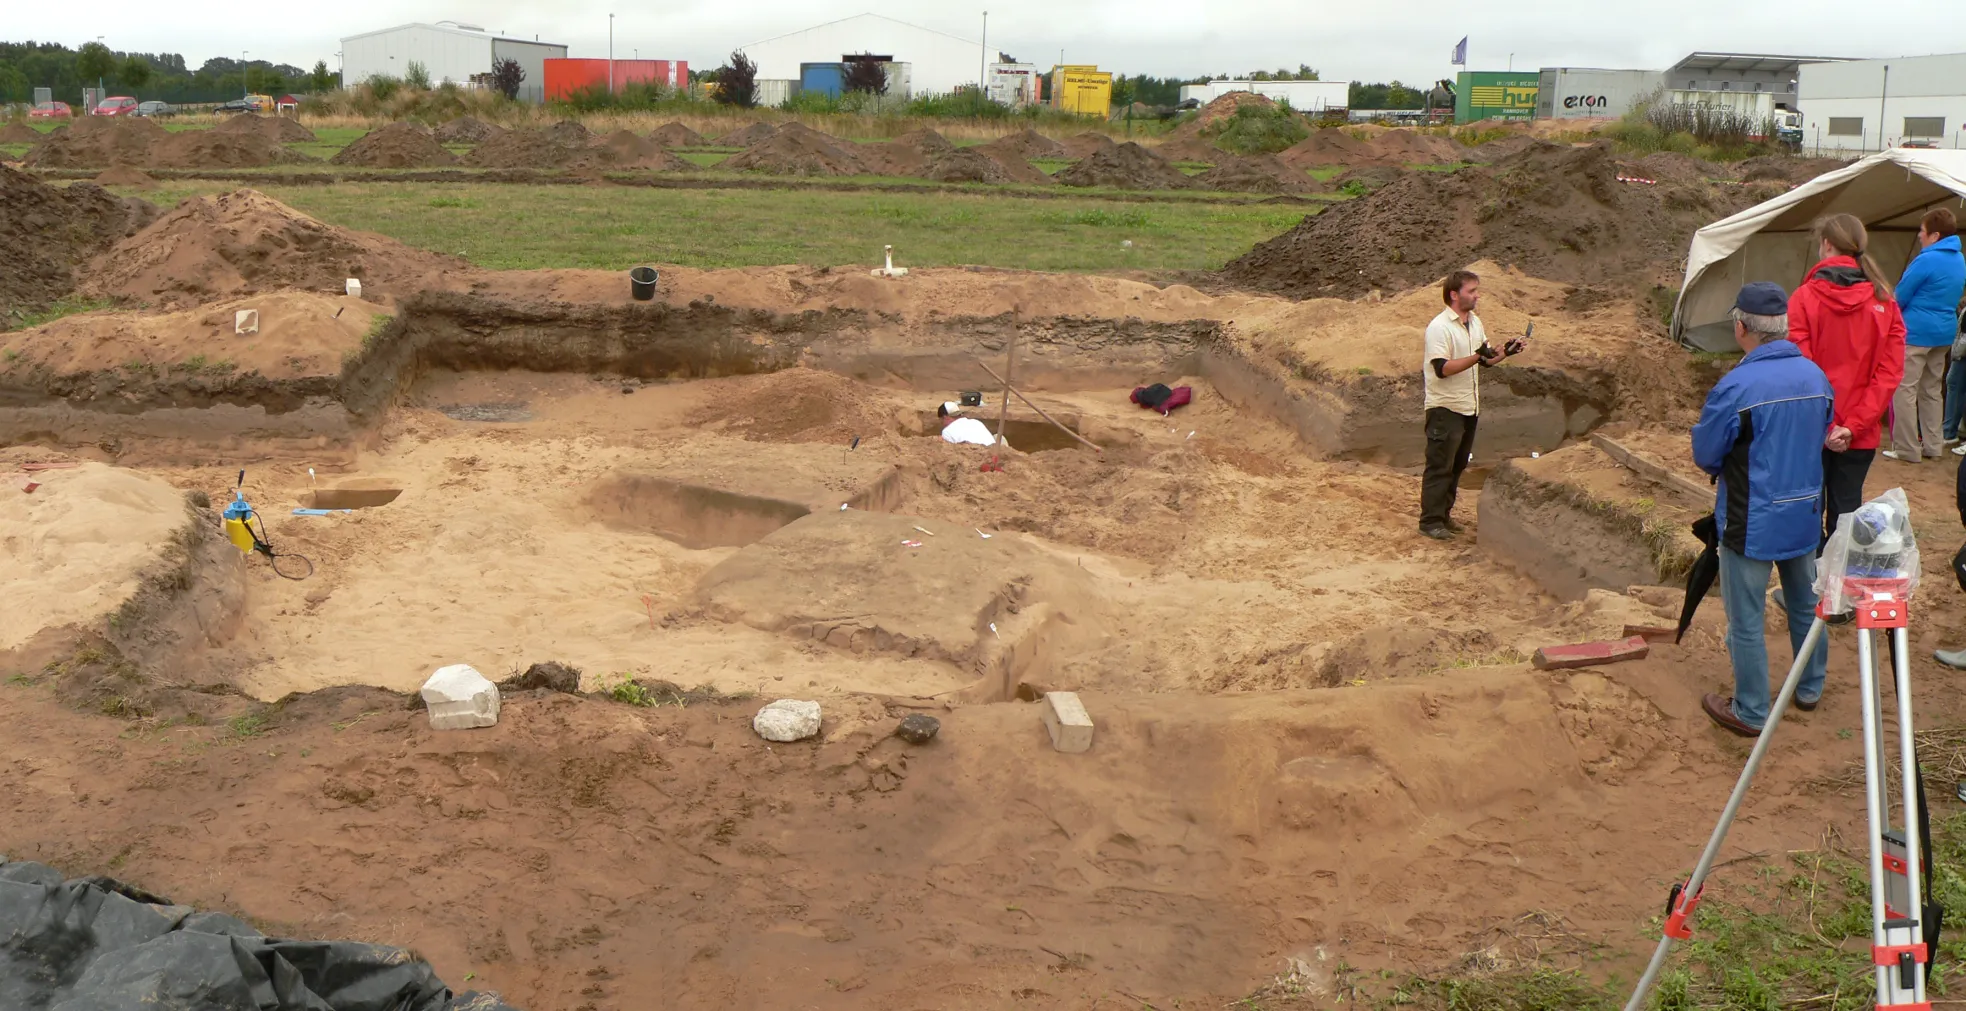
[12,168,1958,1010]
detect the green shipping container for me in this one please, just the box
[1455,72,1540,123]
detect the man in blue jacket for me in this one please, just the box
[1692,282,1837,736]
[1888,207,1965,461]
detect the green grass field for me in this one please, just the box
[108,179,1316,273]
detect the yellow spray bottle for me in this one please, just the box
[222,470,257,555]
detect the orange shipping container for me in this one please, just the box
[543,58,690,100]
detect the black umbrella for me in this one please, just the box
[1677,513,1720,644]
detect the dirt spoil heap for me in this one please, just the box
[149,130,316,169]
[92,165,158,189]
[1277,127,1388,169]
[920,147,1016,184]
[1194,154,1316,194]
[1054,141,1192,190]
[1362,127,1464,165]
[331,121,458,168]
[1194,91,1279,129]
[859,127,955,176]
[463,122,596,168]
[434,116,505,144]
[1060,132,1118,159]
[1151,137,1223,164]
[78,188,460,307]
[650,121,706,147]
[0,165,157,318]
[1736,154,1848,185]
[716,122,779,146]
[21,117,168,168]
[587,129,692,171]
[1224,141,1780,298]
[1,122,39,144]
[722,123,868,176]
[977,127,1065,160]
[214,113,317,143]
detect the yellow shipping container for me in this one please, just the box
[1049,65,1112,118]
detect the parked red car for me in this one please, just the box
[28,101,72,119]
[91,96,137,117]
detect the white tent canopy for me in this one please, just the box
[1673,150,1966,352]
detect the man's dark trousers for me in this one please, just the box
[1421,406,1478,529]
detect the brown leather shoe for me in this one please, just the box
[1702,693,1761,737]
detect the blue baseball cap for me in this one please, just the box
[1734,281,1788,316]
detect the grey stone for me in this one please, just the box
[896,714,941,744]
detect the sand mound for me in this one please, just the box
[433,116,505,144]
[0,165,157,317]
[587,129,692,170]
[684,368,906,444]
[79,189,460,307]
[1053,141,1192,190]
[722,123,867,176]
[462,123,597,168]
[650,121,706,147]
[717,122,779,146]
[22,117,167,168]
[92,165,157,188]
[1277,127,1387,169]
[920,147,1016,184]
[1367,128,1464,165]
[152,130,316,169]
[859,128,957,176]
[1225,141,1780,298]
[977,127,1065,160]
[0,464,191,652]
[1,122,39,144]
[1060,132,1118,159]
[2,290,382,381]
[1194,154,1316,193]
[214,112,316,143]
[330,121,458,168]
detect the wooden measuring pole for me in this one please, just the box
[995,330,1016,444]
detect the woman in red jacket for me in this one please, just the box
[1789,213,1907,548]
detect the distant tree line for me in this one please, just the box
[0,40,336,106]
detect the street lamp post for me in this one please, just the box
[978,11,988,115]
[608,14,615,94]
[241,49,249,100]
[95,36,105,109]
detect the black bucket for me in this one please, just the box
[629,266,659,301]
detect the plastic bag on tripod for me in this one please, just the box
[1815,487,1920,615]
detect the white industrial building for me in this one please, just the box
[1179,80,1351,112]
[1798,52,1966,154]
[742,13,985,97]
[1534,68,1663,120]
[340,22,566,103]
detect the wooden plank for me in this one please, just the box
[1591,434,1713,503]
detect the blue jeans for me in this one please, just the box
[1720,547,1828,728]
[1946,356,1966,440]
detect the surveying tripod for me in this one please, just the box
[1624,575,1939,1011]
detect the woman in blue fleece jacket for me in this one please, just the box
[1891,208,1966,452]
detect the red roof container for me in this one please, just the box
[544,59,691,100]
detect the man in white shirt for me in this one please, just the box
[1420,270,1524,539]
[939,403,1001,446]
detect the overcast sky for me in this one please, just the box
[12,2,1965,83]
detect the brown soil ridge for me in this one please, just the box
[858,128,955,176]
[463,122,599,168]
[214,112,317,143]
[1,121,40,144]
[1224,140,1784,298]
[1054,141,1192,190]
[92,165,157,189]
[977,127,1065,160]
[24,117,315,170]
[78,188,463,308]
[1152,137,1223,164]
[1060,132,1118,159]
[1194,154,1317,194]
[919,147,1016,184]
[587,129,692,171]
[722,123,868,176]
[717,122,779,146]
[1277,127,1391,169]
[434,116,505,144]
[331,122,459,168]
[650,121,706,147]
[0,164,158,316]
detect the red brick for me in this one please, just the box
[1532,635,1651,670]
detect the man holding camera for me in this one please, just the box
[1419,269,1526,540]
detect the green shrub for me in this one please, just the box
[1203,104,1310,155]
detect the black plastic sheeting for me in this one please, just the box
[0,855,521,1011]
